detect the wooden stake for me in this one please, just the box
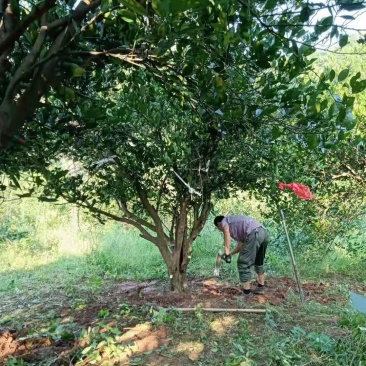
[280,209,305,304]
[161,307,266,313]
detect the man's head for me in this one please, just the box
[214,215,225,231]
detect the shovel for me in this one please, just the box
[213,249,222,277]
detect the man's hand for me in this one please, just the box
[221,253,231,263]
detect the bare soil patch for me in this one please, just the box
[98,276,343,309]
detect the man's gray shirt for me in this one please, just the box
[221,215,262,243]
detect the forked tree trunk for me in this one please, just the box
[97,189,212,293]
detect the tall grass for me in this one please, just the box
[1,195,366,291]
[87,223,166,280]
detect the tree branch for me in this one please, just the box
[40,0,102,32]
[0,0,103,147]
[117,200,157,232]
[136,182,169,242]
[0,0,56,57]
[331,164,366,184]
[4,13,48,100]
[80,202,158,244]
[188,201,212,245]
[173,199,188,264]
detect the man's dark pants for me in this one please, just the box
[237,227,269,282]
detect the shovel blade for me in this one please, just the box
[213,249,222,277]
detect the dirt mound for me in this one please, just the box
[0,329,74,364]
[0,331,19,360]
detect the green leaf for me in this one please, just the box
[119,0,146,16]
[340,15,355,20]
[71,65,86,78]
[82,346,93,355]
[72,19,79,32]
[59,87,75,100]
[322,15,334,26]
[315,16,333,34]
[339,34,349,48]
[299,6,311,22]
[352,79,366,94]
[257,55,271,69]
[342,112,357,130]
[344,96,355,108]
[338,69,349,82]
[38,196,58,202]
[16,192,32,198]
[329,69,336,82]
[60,332,76,340]
[330,26,338,39]
[272,126,281,139]
[10,175,21,189]
[262,85,276,99]
[119,9,136,22]
[182,63,194,76]
[328,102,337,118]
[340,3,365,11]
[156,40,174,56]
[350,72,361,88]
[306,134,319,149]
[264,0,278,11]
[337,107,346,122]
[291,40,299,55]
[10,0,20,16]
[152,0,169,17]
[101,0,110,12]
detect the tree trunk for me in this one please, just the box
[169,267,188,292]
[157,199,211,292]
[156,238,190,292]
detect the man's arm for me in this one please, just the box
[223,225,231,255]
[230,242,244,255]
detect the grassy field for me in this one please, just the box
[1,200,366,365]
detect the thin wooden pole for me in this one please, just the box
[160,307,266,313]
[280,209,305,303]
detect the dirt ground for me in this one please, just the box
[111,276,340,308]
[1,276,365,365]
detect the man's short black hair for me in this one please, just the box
[214,215,225,227]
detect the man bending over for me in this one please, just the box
[214,214,269,298]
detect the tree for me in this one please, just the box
[1,0,366,146]
[1,0,366,290]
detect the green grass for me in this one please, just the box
[87,223,166,280]
[86,223,242,281]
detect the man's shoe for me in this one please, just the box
[242,291,254,299]
[252,286,266,295]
